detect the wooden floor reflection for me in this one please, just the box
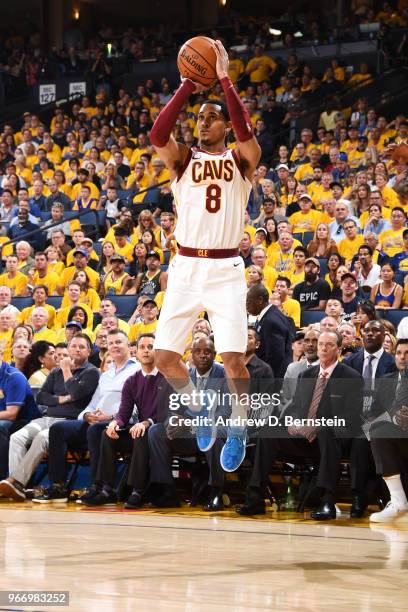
[0,500,407,611]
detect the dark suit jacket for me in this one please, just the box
[344,349,398,417]
[255,305,293,379]
[246,354,275,396]
[370,370,399,418]
[289,362,364,437]
[343,349,398,378]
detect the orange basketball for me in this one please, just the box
[177,36,217,87]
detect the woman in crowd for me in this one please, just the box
[135,209,160,242]
[11,337,31,372]
[246,265,265,288]
[370,263,403,308]
[24,340,56,387]
[308,222,338,258]
[128,241,148,278]
[141,228,164,262]
[97,240,115,279]
[324,252,345,289]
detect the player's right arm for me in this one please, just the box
[150,79,203,180]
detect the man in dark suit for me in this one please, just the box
[148,337,228,511]
[236,330,364,519]
[369,338,408,522]
[343,320,398,517]
[246,284,293,380]
[245,326,275,439]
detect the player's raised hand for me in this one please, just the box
[214,40,229,80]
[180,77,208,93]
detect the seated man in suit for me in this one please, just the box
[236,330,364,519]
[246,284,293,381]
[148,337,228,511]
[343,320,398,517]
[369,338,408,522]
[280,327,320,413]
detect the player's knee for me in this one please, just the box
[154,349,179,373]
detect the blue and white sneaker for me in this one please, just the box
[188,389,217,452]
[220,428,247,472]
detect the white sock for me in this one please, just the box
[384,474,408,508]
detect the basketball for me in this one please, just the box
[177,36,217,87]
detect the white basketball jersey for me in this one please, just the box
[171,147,252,250]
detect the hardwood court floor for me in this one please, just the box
[0,501,408,612]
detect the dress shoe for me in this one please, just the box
[350,495,367,518]
[154,492,181,508]
[235,498,266,516]
[203,494,225,512]
[310,502,336,520]
[124,491,143,510]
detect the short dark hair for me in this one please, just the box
[293,246,308,256]
[247,325,260,341]
[276,275,291,288]
[200,99,230,121]
[136,332,155,347]
[358,244,373,255]
[33,284,49,295]
[396,338,408,349]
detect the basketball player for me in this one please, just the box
[150,40,261,472]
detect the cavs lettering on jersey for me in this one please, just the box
[172,147,252,249]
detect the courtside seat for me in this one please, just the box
[301,310,325,327]
[318,258,328,278]
[302,232,314,247]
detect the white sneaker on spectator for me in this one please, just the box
[370,501,408,523]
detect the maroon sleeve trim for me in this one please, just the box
[232,148,245,179]
[177,148,193,182]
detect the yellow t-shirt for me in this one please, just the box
[60,266,100,291]
[246,55,277,82]
[31,271,60,295]
[267,250,295,276]
[129,319,158,342]
[287,269,305,287]
[289,210,322,234]
[379,228,405,257]
[282,298,301,328]
[33,327,58,344]
[103,271,129,295]
[19,304,56,329]
[0,272,28,297]
[0,329,13,363]
[338,235,365,262]
[380,185,400,209]
[228,58,245,83]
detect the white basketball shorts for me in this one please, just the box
[154,253,247,355]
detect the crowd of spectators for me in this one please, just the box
[0,22,407,517]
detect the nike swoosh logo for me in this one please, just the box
[234,263,241,267]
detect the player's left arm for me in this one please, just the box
[214,40,261,179]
